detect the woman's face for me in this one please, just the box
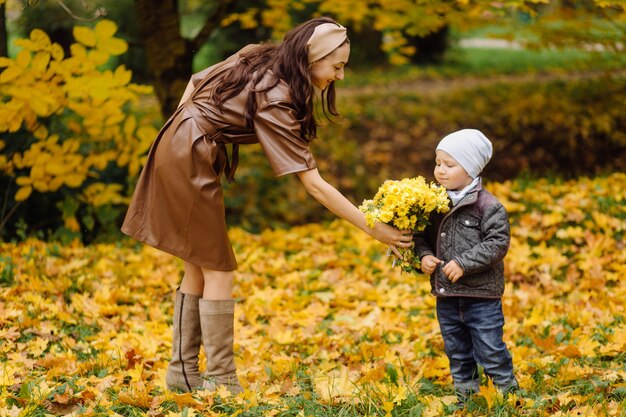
[310,42,350,90]
[434,150,473,191]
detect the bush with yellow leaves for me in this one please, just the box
[0,19,158,241]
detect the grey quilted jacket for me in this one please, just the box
[413,178,510,298]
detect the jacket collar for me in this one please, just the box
[446,177,483,215]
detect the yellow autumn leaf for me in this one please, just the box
[577,338,600,357]
[44,163,68,176]
[106,112,125,126]
[7,112,24,132]
[31,52,51,74]
[478,378,503,410]
[89,82,111,100]
[421,396,444,417]
[118,384,151,408]
[33,179,49,192]
[73,26,97,47]
[64,174,85,188]
[15,186,32,201]
[70,43,88,59]
[30,164,45,180]
[128,83,154,95]
[314,374,358,402]
[49,177,64,192]
[15,176,32,186]
[273,330,295,345]
[30,29,52,50]
[0,65,23,83]
[523,305,547,327]
[0,363,21,386]
[51,43,64,61]
[88,49,110,66]
[127,362,144,382]
[61,139,80,154]
[16,50,31,68]
[27,97,53,117]
[123,115,137,138]
[383,401,394,417]
[559,344,582,358]
[392,384,408,403]
[33,125,49,140]
[81,183,125,207]
[95,19,118,39]
[137,125,157,148]
[97,37,128,56]
[114,65,132,86]
[28,338,49,357]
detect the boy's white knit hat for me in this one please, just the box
[436,129,493,178]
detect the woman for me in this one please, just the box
[122,17,413,394]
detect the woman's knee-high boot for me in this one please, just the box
[199,299,244,394]
[165,290,203,391]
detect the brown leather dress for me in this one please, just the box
[121,46,317,270]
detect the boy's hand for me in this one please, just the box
[420,255,442,274]
[442,260,464,282]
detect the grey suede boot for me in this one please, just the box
[199,299,244,395]
[165,290,203,391]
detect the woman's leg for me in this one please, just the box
[179,262,205,296]
[180,262,234,299]
[200,267,234,300]
[166,261,205,391]
[197,266,243,394]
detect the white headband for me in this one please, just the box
[307,23,348,63]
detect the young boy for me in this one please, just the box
[414,129,518,402]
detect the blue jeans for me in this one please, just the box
[436,297,518,397]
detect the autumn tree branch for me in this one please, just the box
[55,0,106,21]
[192,0,237,50]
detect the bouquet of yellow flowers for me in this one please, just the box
[359,177,450,273]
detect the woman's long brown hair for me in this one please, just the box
[212,17,347,141]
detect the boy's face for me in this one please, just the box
[434,150,473,191]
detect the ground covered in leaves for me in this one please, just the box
[1,173,625,416]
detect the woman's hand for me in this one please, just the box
[420,255,442,274]
[371,222,413,258]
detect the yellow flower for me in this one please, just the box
[358,176,450,273]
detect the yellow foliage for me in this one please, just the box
[14,186,32,201]
[74,26,97,47]
[80,183,126,207]
[0,174,621,413]
[0,19,156,224]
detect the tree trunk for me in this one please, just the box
[134,0,193,118]
[0,3,8,57]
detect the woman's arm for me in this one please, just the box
[297,168,412,255]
